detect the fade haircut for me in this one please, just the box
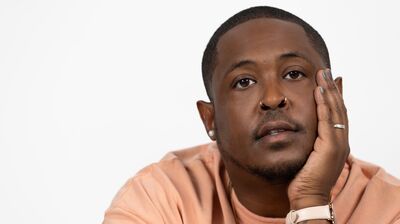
[201,6,331,101]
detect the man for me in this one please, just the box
[103,6,400,224]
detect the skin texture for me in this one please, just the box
[197,18,349,221]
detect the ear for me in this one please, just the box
[334,76,343,96]
[196,100,216,141]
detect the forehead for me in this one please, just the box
[215,18,323,73]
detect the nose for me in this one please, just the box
[259,85,288,111]
[259,97,287,110]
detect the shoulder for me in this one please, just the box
[134,142,221,182]
[114,142,220,200]
[334,155,400,223]
[348,155,400,189]
[103,142,223,223]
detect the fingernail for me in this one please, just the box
[319,86,324,94]
[322,70,328,80]
[326,69,333,80]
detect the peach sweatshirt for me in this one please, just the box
[103,143,400,224]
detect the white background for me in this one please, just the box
[0,1,399,223]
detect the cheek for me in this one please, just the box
[214,97,258,152]
[304,99,318,131]
[288,83,318,128]
[215,86,258,134]
[293,89,318,135]
[216,100,255,137]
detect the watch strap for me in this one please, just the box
[285,203,335,224]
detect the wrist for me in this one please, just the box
[290,196,330,210]
[286,202,336,224]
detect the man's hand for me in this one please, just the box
[288,69,350,209]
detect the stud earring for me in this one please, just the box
[208,130,215,138]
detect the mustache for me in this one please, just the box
[252,110,304,140]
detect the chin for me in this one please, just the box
[246,146,311,183]
[246,156,307,183]
[217,133,314,183]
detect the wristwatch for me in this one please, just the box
[285,202,336,224]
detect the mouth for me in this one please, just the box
[268,129,289,136]
[255,121,298,141]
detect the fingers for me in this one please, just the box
[314,69,349,139]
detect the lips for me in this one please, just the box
[255,121,297,141]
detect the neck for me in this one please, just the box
[224,159,291,218]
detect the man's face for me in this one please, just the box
[211,18,325,179]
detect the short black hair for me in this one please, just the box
[201,6,331,101]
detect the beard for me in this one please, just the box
[215,109,314,183]
[246,156,307,183]
[219,145,309,184]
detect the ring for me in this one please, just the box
[333,124,346,129]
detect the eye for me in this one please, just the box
[284,70,305,80]
[233,78,256,89]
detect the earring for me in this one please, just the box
[208,130,215,138]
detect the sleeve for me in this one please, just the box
[102,171,183,224]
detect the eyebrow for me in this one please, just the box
[279,51,313,64]
[223,51,313,78]
[224,60,256,78]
